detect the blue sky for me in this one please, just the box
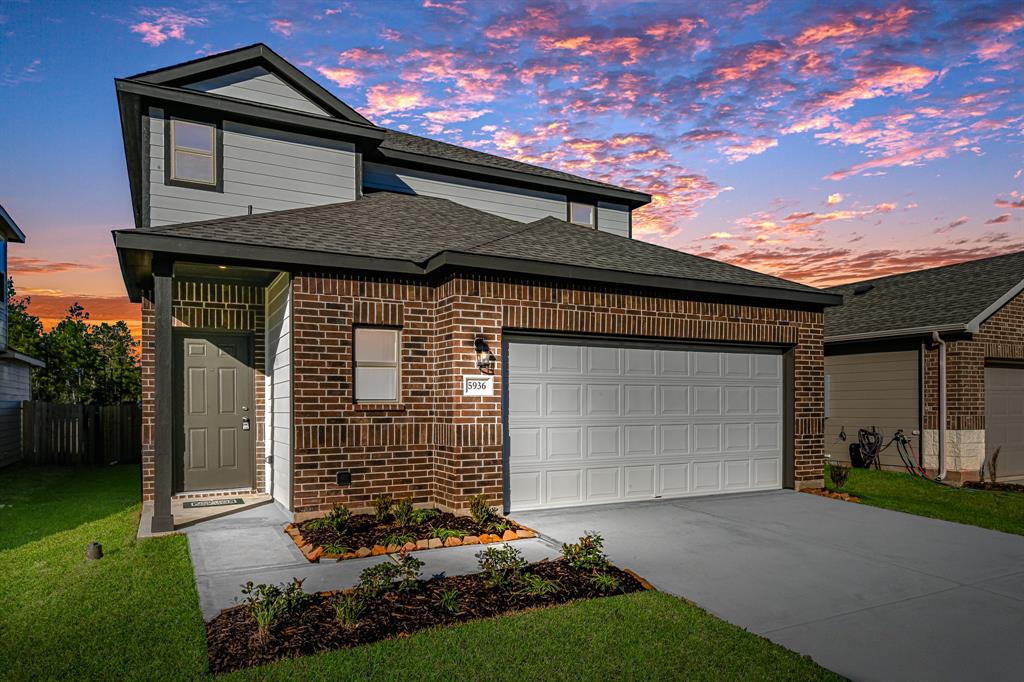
[0,0,1021,333]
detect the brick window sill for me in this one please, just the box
[354,403,407,413]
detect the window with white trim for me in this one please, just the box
[569,202,595,227]
[354,327,400,402]
[169,118,218,187]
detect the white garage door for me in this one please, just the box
[506,341,784,511]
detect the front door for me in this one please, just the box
[176,333,255,492]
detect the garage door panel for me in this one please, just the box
[660,424,690,454]
[586,425,621,458]
[507,341,784,511]
[624,385,656,415]
[625,425,656,456]
[986,366,1024,480]
[624,465,656,497]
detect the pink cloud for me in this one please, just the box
[130,9,207,46]
[995,195,1024,209]
[317,66,361,88]
[269,19,293,37]
[985,214,1011,224]
[362,82,431,117]
[485,7,557,41]
[422,0,466,15]
[724,136,778,162]
[422,107,491,123]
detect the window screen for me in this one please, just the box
[354,328,400,401]
[569,202,595,227]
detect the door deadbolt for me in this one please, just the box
[242,417,251,431]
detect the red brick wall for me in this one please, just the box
[140,281,266,501]
[290,271,826,515]
[923,291,1024,432]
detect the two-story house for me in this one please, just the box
[0,205,44,468]
[112,44,840,533]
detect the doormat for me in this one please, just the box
[183,498,245,509]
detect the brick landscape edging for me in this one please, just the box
[284,522,538,562]
[800,488,861,503]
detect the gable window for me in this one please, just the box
[166,117,221,190]
[354,327,400,402]
[569,202,595,228]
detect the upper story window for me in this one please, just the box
[166,117,221,190]
[569,202,595,228]
[354,327,400,402]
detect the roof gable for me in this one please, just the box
[128,43,372,125]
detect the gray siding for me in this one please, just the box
[597,201,630,237]
[363,162,567,223]
[183,66,328,116]
[148,108,358,226]
[0,358,30,468]
[265,273,292,509]
[825,350,920,469]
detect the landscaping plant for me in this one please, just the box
[828,464,851,490]
[240,578,310,641]
[590,572,621,594]
[515,573,561,597]
[411,508,439,525]
[334,591,365,626]
[395,553,425,592]
[469,493,495,525]
[304,503,351,532]
[561,531,609,573]
[391,497,415,527]
[372,494,393,522]
[357,562,403,597]
[381,531,415,547]
[476,544,527,589]
[437,587,462,614]
[432,527,467,542]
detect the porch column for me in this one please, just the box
[151,260,175,533]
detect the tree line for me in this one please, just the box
[8,279,140,405]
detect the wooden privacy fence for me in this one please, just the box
[22,401,142,466]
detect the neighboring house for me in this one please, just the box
[0,205,45,468]
[111,44,840,532]
[824,251,1024,483]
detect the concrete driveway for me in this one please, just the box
[514,490,1024,682]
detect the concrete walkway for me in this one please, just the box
[183,503,560,620]
[514,490,1024,682]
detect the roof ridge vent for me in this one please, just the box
[853,283,875,295]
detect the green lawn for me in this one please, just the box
[1,465,839,681]
[826,465,1024,536]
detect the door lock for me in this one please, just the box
[242,417,251,431]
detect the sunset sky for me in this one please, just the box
[1,0,1021,339]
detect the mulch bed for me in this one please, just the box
[801,488,861,503]
[288,510,534,562]
[963,480,1024,494]
[206,559,648,674]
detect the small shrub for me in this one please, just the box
[240,578,309,640]
[358,561,402,597]
[515,573,560,597]
[490,519,512,534]
[411,508,440,525]
[437,587,462,614]
[829,464,850,490]
[469,494,495,525]
[381,531,415,547]
[391,498,415,527]
[590,572,620,594]
[476,544,527,589]
[561,531,609,573]
[304,504,350,533]
[432,527,467,542]
[334,591,365,626]
[322,542,352,555]
[373,494,393,522]
[395,553,425,592]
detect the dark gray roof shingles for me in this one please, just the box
[129,192,824,296]
[825,250,1024,338]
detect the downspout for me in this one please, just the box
[931,332,947,481]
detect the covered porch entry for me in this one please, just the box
[132,259,293,533]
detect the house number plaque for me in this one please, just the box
[463,375,494,397]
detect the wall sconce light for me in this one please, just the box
[475,337,493,372]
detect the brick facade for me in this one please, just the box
[921,291,1024,479]
[141,270,827,513]
[140,280,266,501]
[289,271,826,516]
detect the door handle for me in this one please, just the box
[242,417,251,431]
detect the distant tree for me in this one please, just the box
[7,278,43,357]
[8,279,141,405]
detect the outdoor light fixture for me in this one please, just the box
[475,337,493,372]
